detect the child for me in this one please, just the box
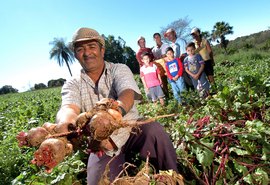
[165,47,186,104]
[183,42,210,98]
[140,52,165,106]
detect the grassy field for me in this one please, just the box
[1,51,270,184]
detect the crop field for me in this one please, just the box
[0,51,270,184]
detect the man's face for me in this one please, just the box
[191,33,199,40]
[74,40,105,72]
[166,31,175,42]
[138,39,146,48]
[154,34,161,44]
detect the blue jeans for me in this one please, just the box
[169,77,186,103]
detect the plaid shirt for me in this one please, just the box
[61,61,142,156]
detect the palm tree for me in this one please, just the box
[211,21,234,53]
[201,31,212,41]
[49,38,74,76]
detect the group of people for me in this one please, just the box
[136,27,215,105]
[54,26,216,184]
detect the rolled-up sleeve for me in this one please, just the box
[111,64,141,99]
[61,78,82,109]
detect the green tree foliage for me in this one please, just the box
[49,38,74,76]
[47,78,66,88]
[201,31,212,41]
[34,83,47,90]
[212,21,234,53]
[104,35,139,74]
[0,85,18,95]
[123,46,139,74]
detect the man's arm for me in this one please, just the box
[55,104,80,133]
[117,89,135,116]
[206,40,214,60]
[194,64,205,80]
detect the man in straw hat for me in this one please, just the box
[55,27,179,184]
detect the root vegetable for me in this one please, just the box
[16,131,28,147]
[16,127,49,147]
[31,138,73,173]
[75,98,122,131]
[27,127,50,146]
[42,122,57,133]
[99,154,184,185]
[89,110,124,141]
[16,96,175,173]
[154,171,184,185]
[107,108,122,121]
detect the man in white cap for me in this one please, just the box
[56,27,179,184]
[164,28,187,58]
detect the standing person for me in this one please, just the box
[164,28,187,58]
[152,33,169,60]
[55,27,179,184]
[136,36,154,100]
[135,36,154,67]
[183,42,210,98]
[152,32,170,98]
[191,27,215,86]
[165,47,186,104]
[164,28,193,91]
[140,52,165,106]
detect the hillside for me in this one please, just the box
[213,29,270,55]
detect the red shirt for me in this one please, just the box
[136,48,154,67]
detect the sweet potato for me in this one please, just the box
[89,110,123,141]
[16,127,49,147]
[31,137,73,173]
[42,122,57,133]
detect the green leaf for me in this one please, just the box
[194,143,214,167]
[229,147,249,156]
[262,144,270,160]
[233,160,248,174]
[253,168,269,185]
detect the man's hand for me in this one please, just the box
[88,138,117,157]
[55,122,76,133]
[99,138,116,151]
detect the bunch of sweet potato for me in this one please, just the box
[16,122,73,173]
[16,98,127,173]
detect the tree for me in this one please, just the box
[123,46,139,74]
[104,35,125,64]
[104,35,139,73]
[211,21,234,53]
[49,38,74,76]
[47,78,66,88]
[160,16,192,42]
[34,83,47,90]
[0,85,18,94]
[201,31,212,41]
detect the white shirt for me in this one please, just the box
[152,42,170,59]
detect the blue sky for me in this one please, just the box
[1,0,269,92]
